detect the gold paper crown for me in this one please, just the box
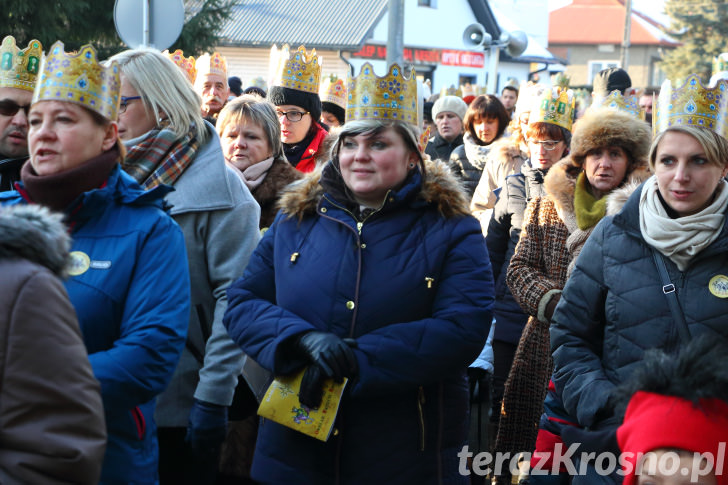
[551,72,571,90]
[269,44,322,94]
[346,63,418,126]
[33,41,120,121]
[440,84,462,98]
[320,74,347,109]
[654,74,728,138]
[195,52,227,79]
[714,53,728,76]
[0,36,43,92]
[590,89,645,120]
[164,49,196,84]
[460,83,477,98]
[249,76,267,90]
[530,88,575,132]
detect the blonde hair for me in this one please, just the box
[649,125,728,171]
[107,47,208,143]
[216,95,284,159]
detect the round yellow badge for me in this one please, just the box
[68,251,91,276]
[709,274,728,298]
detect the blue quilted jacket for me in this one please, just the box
[551,179,728,429]
[2,164,190,484]
[224,160,494,484]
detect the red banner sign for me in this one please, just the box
[352,45,484,68]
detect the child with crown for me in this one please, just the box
[0,40,191,484]
[547,74,728,485]
[223,62,495,484]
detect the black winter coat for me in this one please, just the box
[486,161,547,344]
[449,143,488,198]
[425,132,463,163]
[551,182,728,429]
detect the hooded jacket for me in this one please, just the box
[1,164,190,484]
[0,205,107,485]
[223,159,494,484]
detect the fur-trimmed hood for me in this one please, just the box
[278,158,472,220]
[0,204,70,277]
[486,135,527,166]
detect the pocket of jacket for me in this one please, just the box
[131,406,146,440]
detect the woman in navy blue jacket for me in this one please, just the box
[223,63,495,484]
[0,41,190,484]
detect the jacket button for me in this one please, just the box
[321,207,327,213]
[361,243,367,249]
[346,301,355,310]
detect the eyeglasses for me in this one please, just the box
[529,139,562,151]
[276,110,309,122]
[119,96,142,114]
[0,99,31,117]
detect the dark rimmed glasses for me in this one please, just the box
[276,109,309,122]
[119,96,142,114]
[0,99,31,117]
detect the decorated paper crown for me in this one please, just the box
[269,44,322,94]
[164,49,196,84]
[460,83,477,98]
[33,41,120,121]
[591,89,645,119]
[346,63,419,126]
[0,36,43,92]
[654,74,728,139]
[440,84,462,98]
[195,52,227,79]
[249,76,267,90]
[713,53,728,76]
[530,87,575,131]
[551,72,570,90]
[320,74,346,109]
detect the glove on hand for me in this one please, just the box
[299,364,327,409]
[294,331,358,381]
[186,399,228,456]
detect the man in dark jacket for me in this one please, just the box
[0,36,40,191]
[425,95,467,162]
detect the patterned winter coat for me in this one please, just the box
[223,159,495,484]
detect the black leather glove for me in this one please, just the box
[293,331,358,381]
[299,364,327,409]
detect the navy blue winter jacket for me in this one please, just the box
[224,160,494,484]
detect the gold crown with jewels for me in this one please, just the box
[269,44,322,94]
[0,36,43,92]
[530,87,575,131]
[713,53,728,76]
[195,51,227,79]
[590,89,645,120]
[164,49,196,84]
[346,62,419,126]
[440,84,462,98]
[320,74,347,109]
[33,41,120,121]
[654,74,728,138]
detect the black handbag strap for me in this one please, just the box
[651,249,692,341]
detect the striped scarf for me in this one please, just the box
[123,124,200,189]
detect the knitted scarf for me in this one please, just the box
[640,177,728,271]
[123,124,200,189]
[574,172,607,230]
[238,156,275,191]
[462,132,492,171]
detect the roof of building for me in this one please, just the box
[549,0,676,46]
[209,0,389,50]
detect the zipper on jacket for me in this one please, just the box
[417,386,426,451]
[322,193,387,236]
[131,406,146,440]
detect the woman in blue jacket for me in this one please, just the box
[550,75,728,484]
[223,63,495,484]
[1,41,190,484]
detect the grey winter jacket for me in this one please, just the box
[154,125,261,426]
[551,181,728,429]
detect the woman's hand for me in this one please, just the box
[293,331,359,381]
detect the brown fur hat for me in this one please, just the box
[568,108,652,175]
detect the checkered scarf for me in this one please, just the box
[123,124,201,189]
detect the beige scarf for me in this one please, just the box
[238,156,275,191]
[639,176,728,271]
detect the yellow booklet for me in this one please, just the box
[257,367,348,442]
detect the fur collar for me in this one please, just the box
[278,158,471,220]
[0,205,70,277]
[487,135,527,165]
[544,155,652,229]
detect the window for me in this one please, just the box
[588,60,620,84]
[459,74,476,86]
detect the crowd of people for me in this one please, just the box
[0,32,726,485]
